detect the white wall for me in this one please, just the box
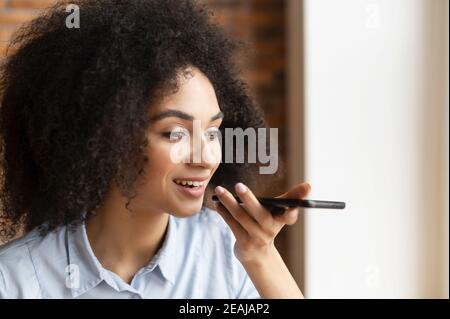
[299,0,449,298]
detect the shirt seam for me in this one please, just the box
[222,227,237,298]
[26,241,44,298]
[218,221,257,299]
[193,218,206,297]
[235,267,250,299]
[0,267,6,294]
[204,208,237,298]
[0,231,41,258]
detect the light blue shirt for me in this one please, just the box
[0,207,260,299]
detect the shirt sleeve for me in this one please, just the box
[235,268,261,299]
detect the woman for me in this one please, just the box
[0,0,310,299]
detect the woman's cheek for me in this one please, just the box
[148,139,181,163]
[142,144,173,181]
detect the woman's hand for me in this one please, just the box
[214,182,311,264]
[213,182,311,299]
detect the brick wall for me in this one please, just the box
[1,0,289,254]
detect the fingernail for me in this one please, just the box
[215,186,225,195]
[235,182,247,194]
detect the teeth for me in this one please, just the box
[174,179,204,187]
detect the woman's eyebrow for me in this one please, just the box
[150,109,224,122]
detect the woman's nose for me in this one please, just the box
[188,134,221,168]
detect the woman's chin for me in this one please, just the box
[170,201,204,218]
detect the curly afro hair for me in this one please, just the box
[0,0,282,240]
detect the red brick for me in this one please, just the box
[8,0,57,9]
[0,9,38,25]
[0,25,17,43]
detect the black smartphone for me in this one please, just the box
[212,195,345,215]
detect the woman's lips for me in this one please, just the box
[173,180,207,198]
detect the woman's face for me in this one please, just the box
[130,67,223,217]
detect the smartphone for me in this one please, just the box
[212,195,345,215]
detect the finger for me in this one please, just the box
[214,202,248,242]
[234,182,278,231]
[274,207,299,226]
[214,186,261,236]
[276,182,311,199]
[268,206,287,215]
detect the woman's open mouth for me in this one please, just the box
[173,179,207,198]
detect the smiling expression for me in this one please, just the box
[127,67,223,217]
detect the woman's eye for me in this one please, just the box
[162,131,188,142]
[205,129,220,141]
[162,129,219,142]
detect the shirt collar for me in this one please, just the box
[67,214,178,298]
[67,220,103,298]
[145,214,178,285]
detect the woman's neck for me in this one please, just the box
[85,184,169,284]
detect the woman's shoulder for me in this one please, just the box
[0,225,65,298]
[0,228,42,265]
[0,224,66,260]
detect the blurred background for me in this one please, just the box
[1,0,448,298]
